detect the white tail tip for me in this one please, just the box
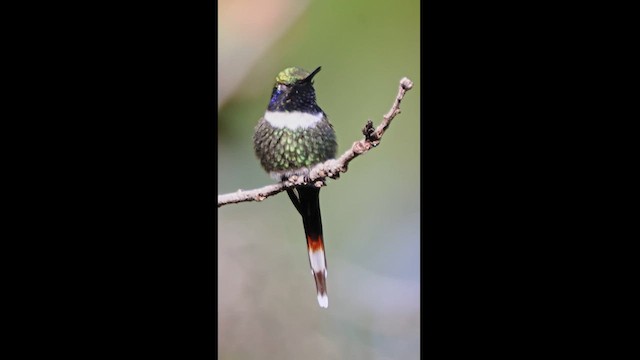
[317,293,329,308]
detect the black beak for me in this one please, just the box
[304,66,322,83]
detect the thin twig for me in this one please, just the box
[218,77,414,207]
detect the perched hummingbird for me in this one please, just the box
[253,66,337,308]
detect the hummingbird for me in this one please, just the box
[253,66,337,308]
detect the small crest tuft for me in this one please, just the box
[275,66,320,85]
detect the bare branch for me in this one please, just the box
[218,77,414,207]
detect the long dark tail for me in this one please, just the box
[287,186,328,308]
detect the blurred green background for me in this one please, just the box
[218,0,420,359]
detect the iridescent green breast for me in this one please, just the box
[253,117,337,176]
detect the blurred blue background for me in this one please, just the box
[218,0,420,358]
